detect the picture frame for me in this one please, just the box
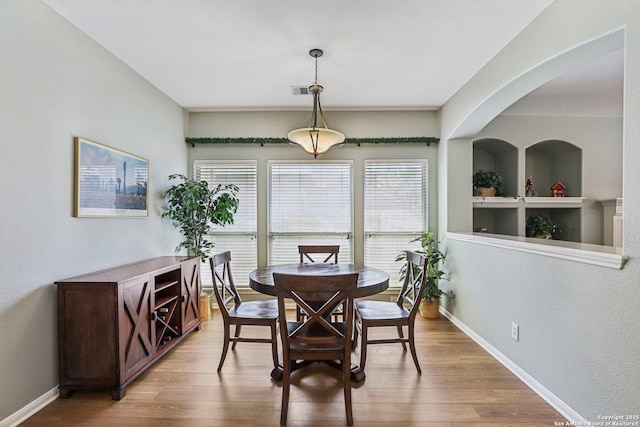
[74,137,149,217]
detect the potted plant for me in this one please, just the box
[525,215,556,239]
[473,170,503,197]
[162,174,239,262]
[396,233,455,319]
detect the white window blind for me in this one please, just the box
[194,160,257,288]
[268,161,353,265]
[364,160,428,286]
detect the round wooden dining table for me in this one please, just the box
[249,263,390,382]
[249,263,390,298]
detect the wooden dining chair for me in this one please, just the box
[297,245,342,321]
[298,244,340,264]
[354,251,428,374]
[273,272,358,426]
[210,251,280,376]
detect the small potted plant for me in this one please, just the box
[162,174,239,262]
[396,233,455,319]
[473,170,503,197]
[526,215,556,239]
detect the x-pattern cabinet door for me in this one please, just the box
[181,258,201,332]
[118,275,154,386]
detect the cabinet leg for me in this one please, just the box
[111,387,126,400]
[58,387,74,399]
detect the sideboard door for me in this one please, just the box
[118,275,154,388]
[181,258,201,332]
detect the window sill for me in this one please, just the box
[446,232,627,269]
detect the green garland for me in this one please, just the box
[185,136,439,147]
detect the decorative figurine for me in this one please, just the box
[525,176,537,197]
[551,181,566,197]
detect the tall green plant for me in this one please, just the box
[396,232,454,302]
[162,174,239,262]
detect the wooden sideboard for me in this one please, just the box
[56,256,201,400]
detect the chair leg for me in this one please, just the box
[351,317,360,350]
[270,322,280,369]
[280,361,290,425]
[359,324,368,371]
[231,325,242,350]
[343,353,353,426]
[218,326,230,372]
[408,326,421,374]
[351,328,358,351]
[396,325,407,352]
[351,315,359,351]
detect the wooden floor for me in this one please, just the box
[22,312,564,426]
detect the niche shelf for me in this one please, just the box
[472,138,595,243]
[525,140,582,197]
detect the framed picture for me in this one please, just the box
[74,137,149,217]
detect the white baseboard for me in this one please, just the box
[0,387,58,427]
[439,307,586,424]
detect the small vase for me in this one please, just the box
[474,187,496,197]
[534,234,552,239]
[419,298,440,319]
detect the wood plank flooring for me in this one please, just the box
[22,312,565,426]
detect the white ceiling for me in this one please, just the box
[42,0,622,116]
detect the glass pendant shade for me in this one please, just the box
[288,127,345,158]
[288,49,345,158]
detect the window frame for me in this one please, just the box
[193,160,258,288]
[363,159,429,286]
[267,160,354,265]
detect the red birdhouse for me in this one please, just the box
[551,181,566,197]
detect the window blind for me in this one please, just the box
[364,160,428,285]
[194,160,257,287]
[268,161,353,265]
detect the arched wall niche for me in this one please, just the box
[525,140,582,197]
[473,138,518,197]
[471,135,599,243]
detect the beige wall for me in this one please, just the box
[0,1,187,421]
[188,111,440,266]
[188,110,439,138]
[439,0,639,420]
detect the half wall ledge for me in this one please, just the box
[445,232,627,270]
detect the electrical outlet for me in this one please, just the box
[511,322,519,341]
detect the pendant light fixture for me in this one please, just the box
[288,48,345,158]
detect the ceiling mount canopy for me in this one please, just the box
[288,48,345,158]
